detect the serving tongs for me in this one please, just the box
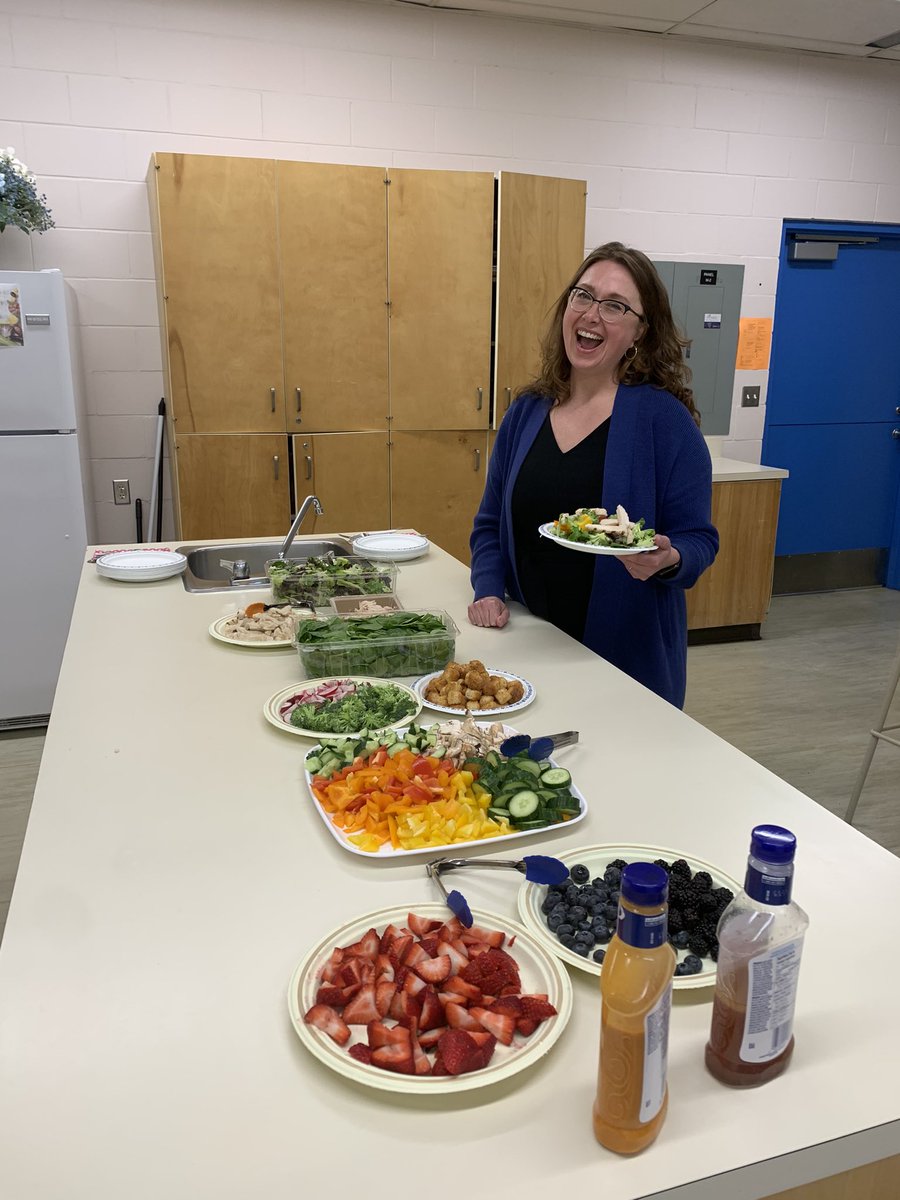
[499,730,579,759]
[426,855,569,928]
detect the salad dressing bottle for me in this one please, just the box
[593,863,676,1154]
[705,825,808,1087]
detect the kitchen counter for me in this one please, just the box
[710,457,789,483]
[1,537,898,1200]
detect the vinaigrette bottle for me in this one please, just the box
[705,825,809,1087]
[593,862,676,1154]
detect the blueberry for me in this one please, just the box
[674,962,691,977]
[567,905,586,923]
[574,931,595,948]
[603,866,622,886]
[603,903,619,922]
[573,942,590,957]
[592,923,611,944]
[608,858,627,871]
[559,933,577,949]
[547,914,564,932]
[608,889,620,904]
[555,923,574,938]
[540,895,558,915]
[591,877,606,890]
[670,930,690,950]
[683,954,703,974]
[570,863,590,884]
[564,885,580,904]
[592,949,606,964]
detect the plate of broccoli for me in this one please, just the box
[263,676,422,739]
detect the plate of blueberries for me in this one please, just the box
[516,843,741,990]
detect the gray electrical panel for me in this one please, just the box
[652,261,744,436]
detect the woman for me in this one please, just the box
[468,242,718,708]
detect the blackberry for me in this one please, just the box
[570,863,591,885]
[681,907,699,929]
[687,931,711,957]
[693,871,713,893]
[711,886,734,909]
[670,858,692,879]
[667,907,684,934]
[608,858,627,871]
[697,892,719,914]
[708,943,719,962]
[653,858,671,873]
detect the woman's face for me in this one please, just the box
[562,259,645,383]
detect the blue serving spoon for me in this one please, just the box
[499,731,579,760]
[426,854,569,927]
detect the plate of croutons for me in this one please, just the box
[413,660,535,716]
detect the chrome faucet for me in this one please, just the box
[278,494,324,560]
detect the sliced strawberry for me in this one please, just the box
[394,965,409,990]
[410,1032,432,1075]
[303,1004,351,1046]
[375,981,397,1017]
[315,983,350,1007]
[340,959,364,987]
[371,1043,415,1074]
[320,947,345,982]
[431,1052,451,1075]
[450,937,471,960]
[460,948,521,994]
[403,941,430,967]
[436,1029,484,1075]
[418,936,440,958]
[375,954,395,982]
[520,996,558,1021]
[465,942,492,958]
[436,917,464,941]
[342,983,380,1026]
[443,976,482,1004]
[516,1017,539,1037]
[490,995,523,1016]
[417,1025,448,1050]
[394,992,422,1026]
[402,971,427,995]
[343,928,380,959]
[467,1030,498,1070]
[413,954,451,985]
[388,934,413,965]
[444,1002,482,1032]
[407,913,441,937]
[470,1006,516,1045]
[348,1042,373,1065]
[379,923,403,953]
[418,985,445,1033]
[460,924,505,948]
[436,940,469,975]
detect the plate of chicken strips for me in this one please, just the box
[539,504,658,556]
[412,660,535,717]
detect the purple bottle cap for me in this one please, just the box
[750,824,796,865]
[620,862,669,907]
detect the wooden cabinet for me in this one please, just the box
[494,172,586,422]
[391,430,488,565]
[687,479,783,637]
[174,434,290,540]
[292,432,390,536]
[387,169,494,431]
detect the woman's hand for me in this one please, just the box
[468,596,510,628]
[620,534,680,582]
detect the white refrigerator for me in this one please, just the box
[0,269,94,729]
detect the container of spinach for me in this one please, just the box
[266,556,397,606]
[295,610,458,678]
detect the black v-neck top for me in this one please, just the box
[511,412,610,641]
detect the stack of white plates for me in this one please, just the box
[352,533,430,562]
[95,549,187,583]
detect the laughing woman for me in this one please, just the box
[468,242,718,709]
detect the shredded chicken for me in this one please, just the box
[219,606,310,643]
[430,717,509,768]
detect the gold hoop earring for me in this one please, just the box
[624,345,637,362]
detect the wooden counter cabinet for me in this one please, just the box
[391,430,489,565]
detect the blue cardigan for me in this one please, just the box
[470,386,718,707]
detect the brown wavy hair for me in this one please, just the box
[527,242,698,423]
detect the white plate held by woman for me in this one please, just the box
[538,522,656,556]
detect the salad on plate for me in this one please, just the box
[550,504,655,549]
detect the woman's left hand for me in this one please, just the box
[620,534,680,581]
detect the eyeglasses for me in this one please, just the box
[568,286,645,324]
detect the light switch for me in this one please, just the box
[741,386,760,408]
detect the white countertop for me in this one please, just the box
[0,537,896,1200]
[710,457,789,483]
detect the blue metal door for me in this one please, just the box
[763,220,900,586]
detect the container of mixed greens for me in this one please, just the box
[294,610,458,678]
[265,556,397,606]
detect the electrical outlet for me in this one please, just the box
[113,479,131,505]
[741,386,760,408]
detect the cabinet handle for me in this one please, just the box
[505,387,511,411]
[475,387,483,411]
[295,387,302,423]
[273,455,280,480]
[474,448,481,472]
[270,386,277,413]
[305,455,313,480]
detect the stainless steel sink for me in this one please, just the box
[176,538,355,592]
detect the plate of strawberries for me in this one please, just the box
[290,903,573,1093]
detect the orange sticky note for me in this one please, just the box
[735,317,773,370]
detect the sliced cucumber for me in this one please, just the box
[507,790,540,819]
[386,741,407,758]
[487,807,512,822]
[514,757,542,777]
[485,750,502,768]
[305,755,323,774]
[540,767,571,788]
[510,818,548,830]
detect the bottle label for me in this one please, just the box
[745,863,793,905]
[640,983,672,1123]
[618,907,668,949]
[740,936,805,1063]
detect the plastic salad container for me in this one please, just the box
[294,610,458,678]
[265,556,397,607]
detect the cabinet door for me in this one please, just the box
[387,170,493,431]
[495,172,586,425]
[279,163,389,433]
[175,434,290,540]
[153,154,285,434]
[390,430,488,565]
[293,433,390,535]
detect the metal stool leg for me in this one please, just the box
[845,647,900,824]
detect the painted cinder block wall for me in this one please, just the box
[2,0,899,544]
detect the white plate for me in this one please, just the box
[305,722,586,858]
[95,549,187,582]
[288,903,573,1094]
[208,614,295,649]
[538,522,656,556]
[412,667,536,717]
[264,676,422,739]
[352,533,430,562]
[517,843,742,991]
